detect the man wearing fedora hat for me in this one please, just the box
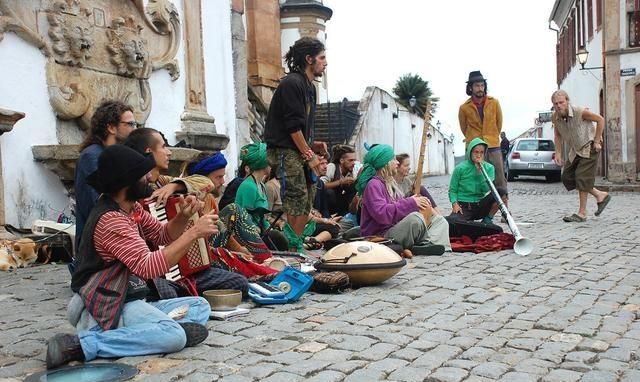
[458,71,508,217]
[46,145,219,369]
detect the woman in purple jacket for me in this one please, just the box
[355,144,451,257]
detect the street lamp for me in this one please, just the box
[576,47,604,70]
[409,96,417,108]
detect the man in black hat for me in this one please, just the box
[46,145,218,369]
[458,71,508,219]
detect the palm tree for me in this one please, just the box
[392,73,439,118]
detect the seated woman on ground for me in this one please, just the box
[448,137,507,225]
[357,144,451,258]
[394,153,441,214]
[234,143,289,252]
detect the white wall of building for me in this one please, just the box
[560,31,604,113]
[350,87,453,177]
[0,33,70,228]
[0,1,238,228]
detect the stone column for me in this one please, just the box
[603,0,626,182]
[0,108,25,228]
[177,0,229,151]
[231,0,251,150]
[245,0,282,106]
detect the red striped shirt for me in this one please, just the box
[93,202,171,280]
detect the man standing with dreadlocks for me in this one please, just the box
[265,37,327,251]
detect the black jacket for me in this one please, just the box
[264,72,316,149]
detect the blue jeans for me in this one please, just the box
[76,297,210,361]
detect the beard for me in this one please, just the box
[125,179,151,202]
[211,185,222,198]
[473,90,485,98]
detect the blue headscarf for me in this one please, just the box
[188,152,227,176]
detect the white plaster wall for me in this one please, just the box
[202,0,239,176]
[559,31,603,112]
[352,87,453,177]
[0,33,70,228]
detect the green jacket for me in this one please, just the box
[448,137,495,204]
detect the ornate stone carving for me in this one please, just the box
[107,17,150,78]
[47,0,94,67]
[0,0,181,130]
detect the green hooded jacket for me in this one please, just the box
[448,137,496,204]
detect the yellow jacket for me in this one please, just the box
[458,96,502,148]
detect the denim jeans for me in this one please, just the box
[76,296,210,361]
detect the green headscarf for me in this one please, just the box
[355,144,395,195]
[240,142,268,171]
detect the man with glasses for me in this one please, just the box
[72,100,137,273]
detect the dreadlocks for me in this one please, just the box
[284,37,325,74]
[330,144,355,168]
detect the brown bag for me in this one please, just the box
[310,271,350,294]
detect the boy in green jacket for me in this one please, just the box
[448,137,507,224]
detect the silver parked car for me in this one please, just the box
[505,138,562,182]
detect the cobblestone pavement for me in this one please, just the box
[2,176,640,381]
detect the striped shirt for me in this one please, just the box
[93,202,171,280]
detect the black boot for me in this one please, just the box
[46,333,85,369]
[179,323,208,347]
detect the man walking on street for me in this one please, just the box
[551,90,611,222]
[458,71,507,212]
[264,37,327,250]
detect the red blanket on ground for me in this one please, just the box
[450,233,515,253]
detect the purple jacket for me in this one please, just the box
[360,176,418,237]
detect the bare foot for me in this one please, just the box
[401,249,413,259]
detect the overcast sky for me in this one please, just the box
[322,0,559,155]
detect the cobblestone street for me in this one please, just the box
[1,176,640,381]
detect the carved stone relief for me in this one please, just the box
[0,0,181,129]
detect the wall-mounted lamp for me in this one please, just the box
[436,120,441,129]
[409,96,417,108]
[577,47,604,70]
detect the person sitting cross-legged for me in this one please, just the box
[46,145,217,369]
[357,144,451,258]
[448,137,507,225]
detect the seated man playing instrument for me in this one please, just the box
[448,137,507,224]
[184,151,278,279]
[357,144,451,258]
[123,129,253,293]
[46,145,217,369]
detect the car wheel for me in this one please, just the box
[506,166,515,181]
